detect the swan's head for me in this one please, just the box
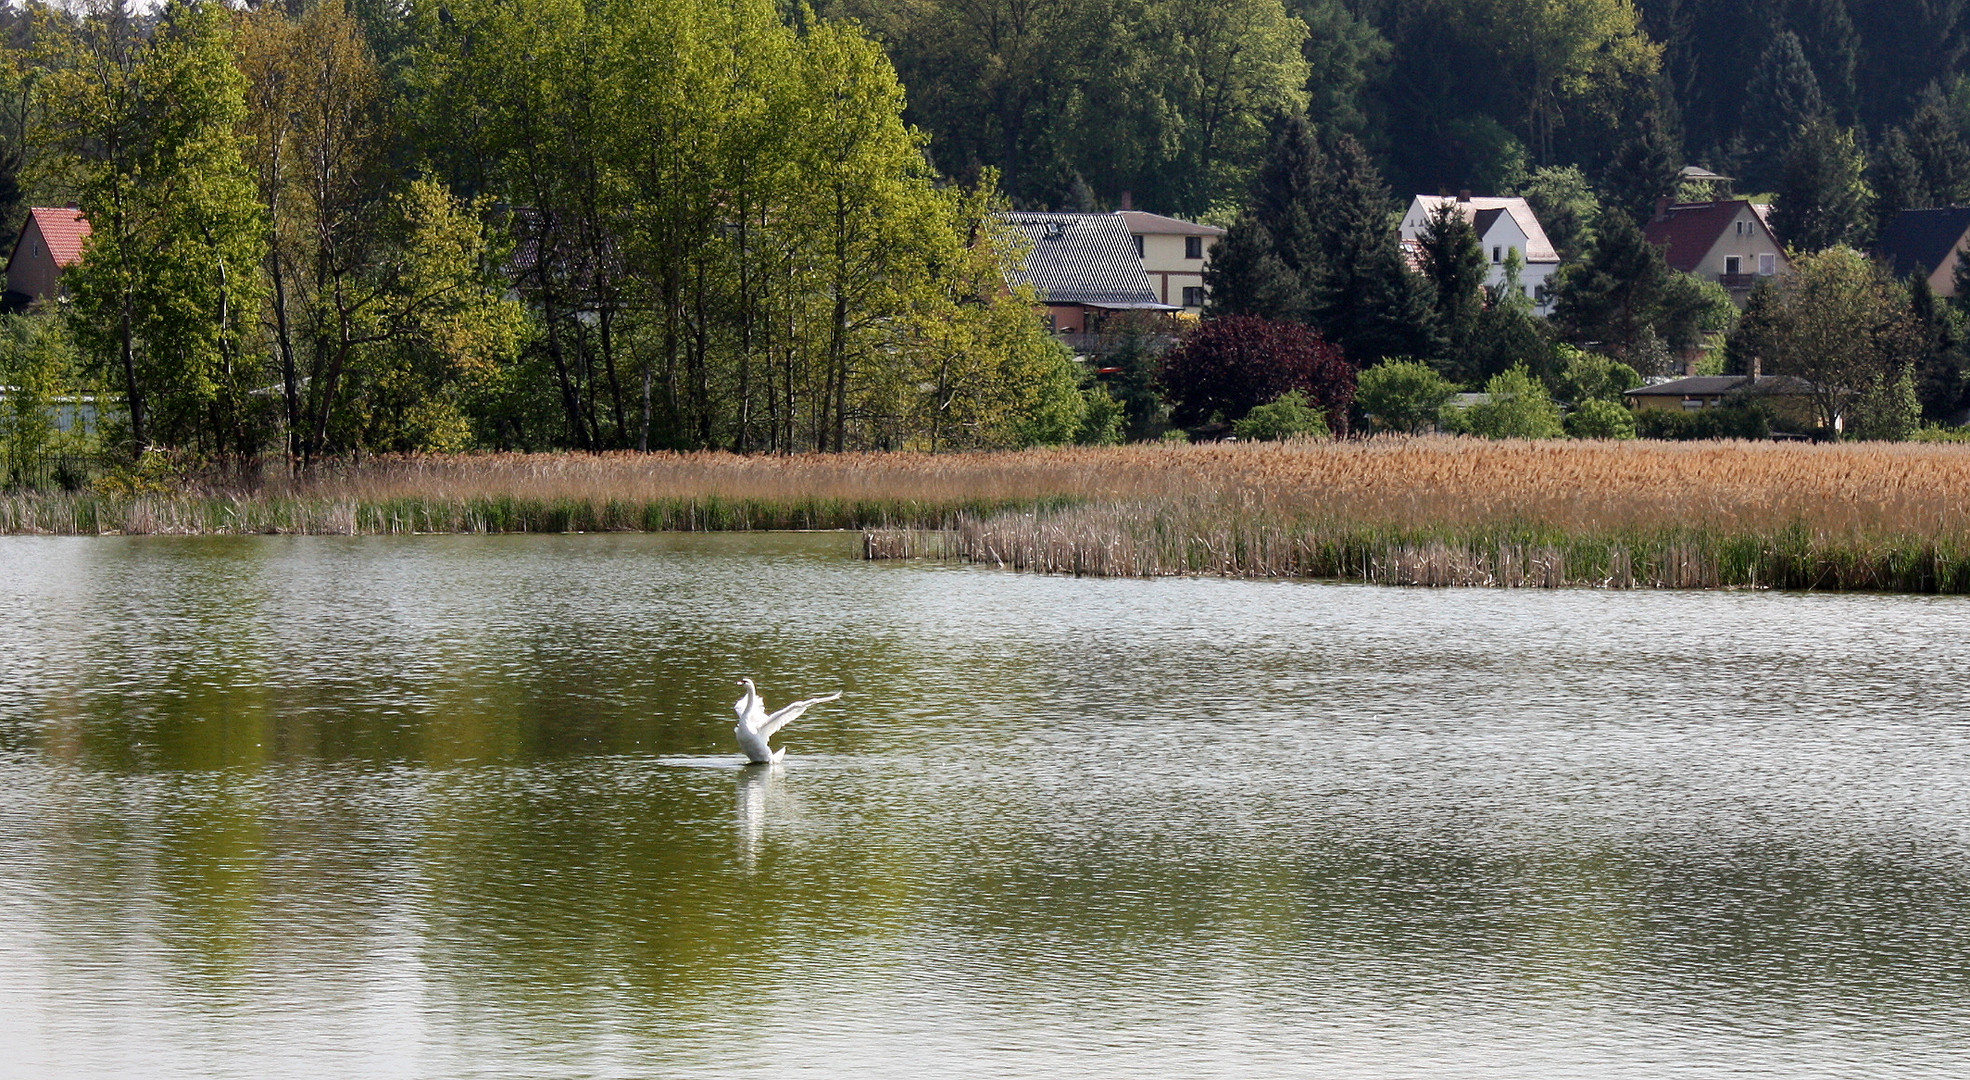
[737,678,755,690]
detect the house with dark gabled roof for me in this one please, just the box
[1643,199,1787,304]
[4,207,92,311]
[1399,194,1562,315]
[1874,207,1970,297]
[1004,212,1178,334]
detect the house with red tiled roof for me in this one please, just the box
[1643,198,1786,304]
[4,207,93,310]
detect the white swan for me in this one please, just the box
[734,678,841,764]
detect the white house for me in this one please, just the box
[1399,194,1561,315]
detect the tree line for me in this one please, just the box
[1,0,1104,471]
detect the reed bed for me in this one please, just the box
[13,440,1970,592]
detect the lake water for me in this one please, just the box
[2,533,1968,1078]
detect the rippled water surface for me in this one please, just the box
[2,533,1969,1078]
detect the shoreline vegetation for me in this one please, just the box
[12,439,1970,594]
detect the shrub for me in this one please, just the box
[1233,390,1331,441]
[1564,397,1638,439]
[1449,365,1564,438]
[1553,346,1641,404]
[1635,403,1772,440]
[1161,315,1354,433]
[1358,359,1456,434]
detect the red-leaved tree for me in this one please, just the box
[1160,316,1356,432]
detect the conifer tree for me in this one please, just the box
[1741,30,1825,190]
[1416,200,1485,381]
[1551,206,1668,360]
[1772,116,1871,251]
[1603,110,1682,226]
[1901,88,1970,207]
[1308,131,1438,364]
[1202,217,1305,320]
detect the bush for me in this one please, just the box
[1233,390,1331,441]
[1634,404,1773,440]
[1563,397,1638,439]
[1446,364,1564,438]
[1357,359,1456,434]
[1161,315,1355,433]
[1553,345,1641,404]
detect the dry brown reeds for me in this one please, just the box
[13,440,1970,591]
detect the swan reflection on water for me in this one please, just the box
[737,763,782,872]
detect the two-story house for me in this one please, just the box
[1399,194,1562,314]
[1003,212,1178,334]
[1118,210,1223,314]
[1643,199,1787,303]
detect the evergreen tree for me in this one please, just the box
[1202,216,1305,320]
[1247,114,1325,286]
[1871,126,1929,232]
[1910,275,1970,422]
[1551,206,1668,361]
[1740,30,1825,190]
[1308,131,1438,364]
[1788,0,1860,121]
[1416,200,1485,382]
[1515,165,1599,261]
[1902,87,1970,207]
[1602,110,1682,226]
[1772,116,1872,251]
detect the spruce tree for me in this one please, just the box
[1871,126,1929,231]
[1741,31,1825,190]
[1417,200,1485,381]
[1772,116,1871,251]
[1248,114,1325,283]
[1551,206,1669,361]
[1910,275,1970,421]
[1902,87,1970,207]
[1308,131,1439,364]
[1603,111,1683,226]
[1202,216,1305,321]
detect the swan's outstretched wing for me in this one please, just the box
[759,691,841,738]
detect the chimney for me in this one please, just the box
[1457,190,1471,203]
[1654,197,1671,221]
[1120,190,1133,211]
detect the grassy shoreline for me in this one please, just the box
[11,440,1970,593]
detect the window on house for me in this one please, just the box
[1725,256,1742,275]
[1182,286,1205,307]
[1185,236,1203,259]
[30,240,39,258]
[1492,246,1502,263]
[1133,235,1144,258]
[1759,254,1776,275]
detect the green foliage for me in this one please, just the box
[1635,403,1773,441]
[1563,397,1637,439]
[1726,246,1923,434]
[1444,365,1564,439]
[1848,364,1921,441]
[1553,346,1641,404]
[1417,200,1486,381]
[1232,389,1329,440]
[1356,359,1455,434]
[48,0,271,459]
[1772,117,1872,252]
[1514,165,1598,261]
[0,309,91,488]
